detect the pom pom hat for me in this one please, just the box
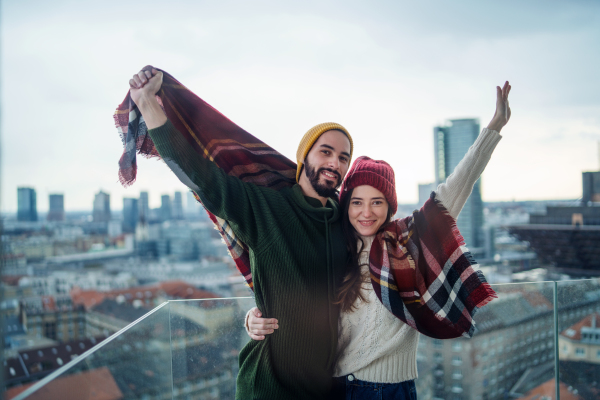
[296,123,354,182]
[339,156,398,215]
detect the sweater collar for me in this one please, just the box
[291,184,340,222]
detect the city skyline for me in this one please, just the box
[8,171,598,215]
[2,0,600,212]
[5,187,200,214]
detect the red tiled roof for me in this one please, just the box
[521,379,583,400]
[71,281,220,310]
[158,280,220,300]
[1,275,25,286]
[5,366,123,400]
[71,288,106,310]
[560,312,600,341]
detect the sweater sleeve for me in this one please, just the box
[435,128,502,219]
[148,119,276,248]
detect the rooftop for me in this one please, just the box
[5,366,122,400]
[521,379,583,400]
[560,312,600,342]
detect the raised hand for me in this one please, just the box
[129,67,163,106]
[246,307,278,341]
[126,66,167,129]
[487,81,511,132]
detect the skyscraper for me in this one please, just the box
[122,198,139,233]
[434,119,483,249]
[418,183,436,206]
[17,187,38,222]
[47,194,65,221]
[92,191,111,223]
[186,191,201,216]
[139,191,150,223]
[160,194,172,221]
[173,191,184,220]
[582,171,600,204]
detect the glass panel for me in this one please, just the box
[557,278,600,400]
[17,283,597,400]
[169,297,255,399]
[9,302,172,400]
[416,281,556,400]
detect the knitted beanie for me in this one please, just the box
[296,122,353,182]
[339,156,398,215]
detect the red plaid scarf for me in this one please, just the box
[114,68,496,337]
[370,194,497,338]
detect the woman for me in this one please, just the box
[247,82,512,399]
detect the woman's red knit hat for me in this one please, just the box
[339,156,398,215]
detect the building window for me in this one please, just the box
[575,348,585,357]
[452,356,462,366]
[452,342,462,351]
[452,383,463,393]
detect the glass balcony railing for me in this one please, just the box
[6,281,600,400]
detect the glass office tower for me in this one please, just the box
[434,119,484,250]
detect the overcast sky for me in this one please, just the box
[2,0,599,212]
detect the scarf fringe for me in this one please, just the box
[430,192,467,247]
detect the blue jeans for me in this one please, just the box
[331,374,417,400]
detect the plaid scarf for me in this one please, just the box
[114,68,495,338]
[369,194,497,338]
[114,67,296,290]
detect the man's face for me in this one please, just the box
[303,130,351,198]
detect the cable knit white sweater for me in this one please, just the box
[333,127,502,382]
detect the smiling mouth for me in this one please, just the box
[321,171,338,180]
[359,220,376,227]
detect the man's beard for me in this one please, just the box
[305,160,341,198]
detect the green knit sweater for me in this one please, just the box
[148,121,348,399]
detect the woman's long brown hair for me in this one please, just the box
[335,187,393,312]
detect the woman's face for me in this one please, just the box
[348,185,389,237]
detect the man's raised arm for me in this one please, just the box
[126,67,276,248]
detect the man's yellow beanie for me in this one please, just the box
[295,123,353,182]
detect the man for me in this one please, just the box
[129,68,353,399]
